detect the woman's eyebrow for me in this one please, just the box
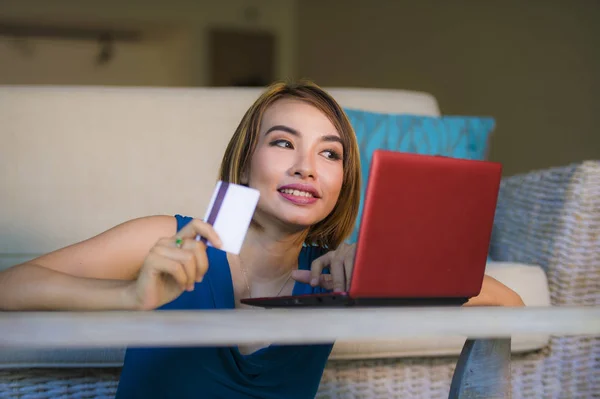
[265,125,343,145]
[265,125,298,136]
[322,135,343,145]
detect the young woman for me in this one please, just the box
[0,81,524,398]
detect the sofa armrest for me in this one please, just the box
[490,161,600,306]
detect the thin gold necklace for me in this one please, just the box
[239,261,293,298]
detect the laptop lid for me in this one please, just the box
[347,150,502,300]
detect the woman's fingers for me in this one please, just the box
[309,252,333,286]
[290,269,311,284]
[330,255,346,293]
[176,237,210,286]
[320,274,334,291]
[184,239,209,283]
[343,246,356,291]
[145,251,189,291]
[291,270,335,290]
[158,218,220,289]
[297,245,356,291]
[154,240,197,291]
[321,244,354,292]
[175,219,222,249]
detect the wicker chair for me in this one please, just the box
[318,160,600,399]
[1,161,598,399]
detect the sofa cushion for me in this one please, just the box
[329,262,551,360]
[0,262,549,368]
[342,109,495,243]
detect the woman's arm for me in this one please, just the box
[464,275,525,307]
[0,215,176,311]
[291,244,525,308]
[0,264,140,310]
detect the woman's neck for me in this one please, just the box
[237,224,306,281]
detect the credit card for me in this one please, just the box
[198,181,260,254]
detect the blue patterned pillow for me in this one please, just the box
[343,108,495,244]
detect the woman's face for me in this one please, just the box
[245,98,344,234]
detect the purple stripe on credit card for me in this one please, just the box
[197,181,229,244]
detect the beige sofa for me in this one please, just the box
[0,86,598,398]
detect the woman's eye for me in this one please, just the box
[270,139,293,149]
[322,149,342,160]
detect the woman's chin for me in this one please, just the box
[254,205,330,235]
[276,213,324,232]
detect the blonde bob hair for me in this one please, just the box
[219,80,361,249]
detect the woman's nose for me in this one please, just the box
[291,153,316,179]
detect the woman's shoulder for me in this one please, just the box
[111,214,179,241]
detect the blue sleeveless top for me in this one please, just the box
[115,214,334,399]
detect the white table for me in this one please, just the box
[2,306,599,399]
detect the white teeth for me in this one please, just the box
[280,188,314,197]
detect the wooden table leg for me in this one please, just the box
[448,338,512,399]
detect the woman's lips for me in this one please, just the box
[278,190,318,205]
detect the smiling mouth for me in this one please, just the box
[278,188,316,198]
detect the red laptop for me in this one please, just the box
[241,150,502,308]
